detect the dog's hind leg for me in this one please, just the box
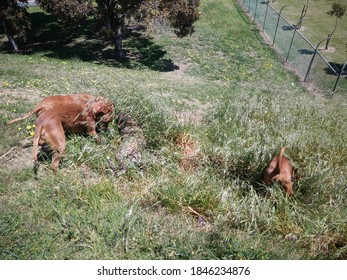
[43,122,66,172]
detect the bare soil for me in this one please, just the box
[0,88,43,171]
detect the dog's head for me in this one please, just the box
[273,173,294,197]
[90,97,114,130]
[278,176,294,197]
[282,181,294,196]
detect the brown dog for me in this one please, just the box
[7,94,114,129]
[33,104,98,172]
[263,147,294,196]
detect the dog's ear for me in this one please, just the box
[93,101,113,113]
[91,101,102,113]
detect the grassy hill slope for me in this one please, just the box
[0,0,346,259]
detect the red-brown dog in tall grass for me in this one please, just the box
[33,104,99,172]
[263,147,294,196]
[7,94,114,130]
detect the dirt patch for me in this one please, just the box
[0,88,42,104]
[175,99,212,125]
[0,143,33,171]
[0,88,43,120]
[320,47,336,53]
[175,132,202,171]
[174,63,192,74]
[0,89,41,171]
[163,62,206,85]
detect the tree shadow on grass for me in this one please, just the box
[99,28,179,71]
[0,11,179,72]
[282,25,295,31]
[324,62,347,76]
[298,49,314,55]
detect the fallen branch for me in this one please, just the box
[186,206,209,223]
[0,147,15,161]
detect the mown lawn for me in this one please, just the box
[0,0,346,260]
[271,0,347,63]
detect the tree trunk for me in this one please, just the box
[325,34,332,50]
[325,17,338,50]
[114,24,124,59]
[2,21,19,52]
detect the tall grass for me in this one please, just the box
[0,0,346,260]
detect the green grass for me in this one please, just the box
[0,0,347,260]
[240,0,347,94]
[271,0,347,63]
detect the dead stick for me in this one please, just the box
[186,206,208,222]
[0,147,15,161]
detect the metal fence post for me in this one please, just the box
[262,1,270,31]
[304,38,330,82]
[254,0,258,21]
[332,60,347,95]
[272,5,289,46]
[286,18,306,62]
[285,25,297,62]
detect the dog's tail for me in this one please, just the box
[278,146,286,169]
[7,107,40,125]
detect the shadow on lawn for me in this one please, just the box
[0,11,178,72]
[324,62,347,76]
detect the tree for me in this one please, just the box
[296,0,309,30]
[0,0,31,51]
[36,0,200,58]
[94,0,146,58]
[35,0,94,24]
[325,2,346,50]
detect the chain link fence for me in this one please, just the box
[238,0,346,95]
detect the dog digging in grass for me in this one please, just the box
[7,94,114,130]
[263,146,294,196]
[8,94,114,172]
[32,103,100,172]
